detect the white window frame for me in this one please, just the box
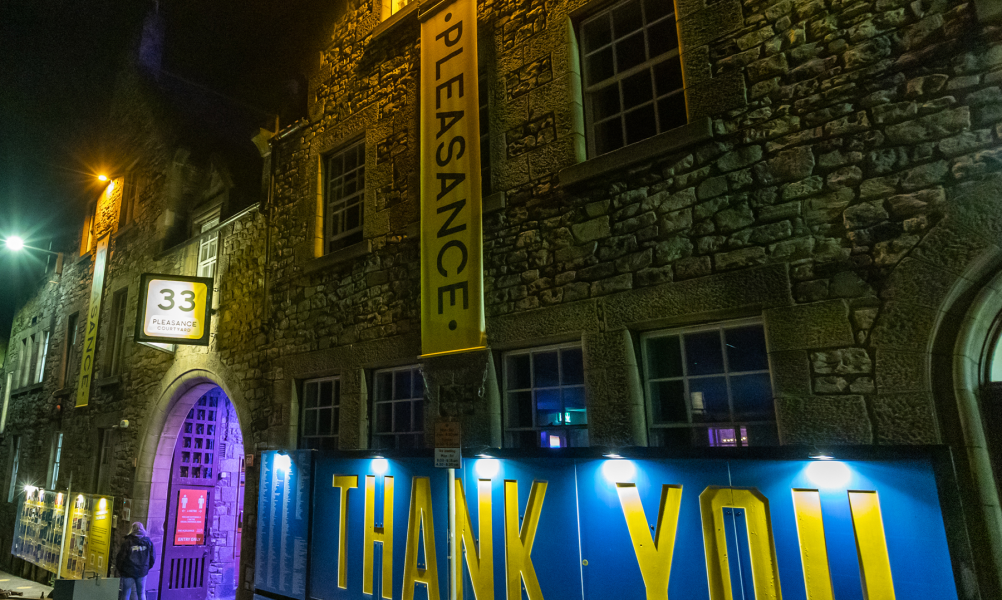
[18,336,32,388]
[323,140,365,254]
[34,330,50,384]
[372,365,425,450]
[0,373,11,434]
[7,436,20,503]
[640,318,776,448]
[48,432,63,489]
[502,343,588,448]
[300,376,341,450]
[579,0,685,157]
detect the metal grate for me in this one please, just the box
[166,557,205,590]
[175,395,219,482]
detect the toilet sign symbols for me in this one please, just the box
[174,489,208,545]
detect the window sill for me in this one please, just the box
[12,382,45,396]
[484,191,506,214]
[76,251,93,265]
[304,239,372,274]
[370,2,419,41]
[97,376,120,388]
[558,117,713,188]
[114,223,137,240]
[53,388,73,398]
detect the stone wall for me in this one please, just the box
[2,0,1002,594]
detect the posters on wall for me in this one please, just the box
[11,488,114,579]
[254,451,313,600]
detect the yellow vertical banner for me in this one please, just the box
[76,235,110,407]
[419,0,486,357]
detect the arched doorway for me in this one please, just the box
[140,380,246,600]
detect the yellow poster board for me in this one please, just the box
[419,0,486,357]
[11,489,114,578]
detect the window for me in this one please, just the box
[95,429,112,494]
[105,288,129,377]
[372,366,425,449]
[61,313,80,388]
[0,374,10,434]
[48,432,63,489]
[300,377,340,450]
[18,336,32,388]
[7,436,20,503]
[579,0,685,156]
[197,233,219,278]
[642,320,777,448]
[34,330,49,384]
[323,141,365,254]
[504,344,587,448]
[379,0,414,20]
[81,200,97,256]
[119,170,147,228]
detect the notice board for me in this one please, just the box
[254,451,313,600]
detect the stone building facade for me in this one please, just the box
[3,0,1002,597]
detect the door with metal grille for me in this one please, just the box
[160,394,223,600]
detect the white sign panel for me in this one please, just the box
[136,273,213,346]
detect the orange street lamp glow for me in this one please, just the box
[97,174,108,181]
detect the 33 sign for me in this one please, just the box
[136,273,214,346]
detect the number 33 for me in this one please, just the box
[158,289,196,312]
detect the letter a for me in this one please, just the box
[456,478,493,600]
[504,480,546,600]
[403,477,440,600]
[616,484,682,600]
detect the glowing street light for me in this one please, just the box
[3,235,63,276]
[97,174,108,181]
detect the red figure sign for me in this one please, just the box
[174,489,208,545]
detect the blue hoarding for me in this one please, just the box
[260,451,960,600]
[255,450,313,600]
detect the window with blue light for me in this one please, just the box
[503,344,588,448]
[641,320,777,448]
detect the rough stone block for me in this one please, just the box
[871,392,938,443]
[755,146,816,184]
[885,106,971,144]
[811,347,872,374]
[571,217,610,243]
[765,299,854,352]
[775,395,872,444]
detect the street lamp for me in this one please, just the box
[2,236,64,276]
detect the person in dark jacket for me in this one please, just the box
[116,522,156,600]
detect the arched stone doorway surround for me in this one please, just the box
[130,356,252,600]
[868,173,1002,595]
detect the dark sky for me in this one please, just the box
[0,0,342,341]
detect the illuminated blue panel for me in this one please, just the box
[254,450,312,600]
[261,453,960,600]
[310,457,450,600]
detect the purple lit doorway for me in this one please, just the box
[157,388,245,600]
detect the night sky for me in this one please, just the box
[0,0,341,341]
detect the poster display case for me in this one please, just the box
[11,488,114,579]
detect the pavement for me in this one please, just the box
[0,570,53,598]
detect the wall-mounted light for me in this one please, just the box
[806,460,851,488]
[371,458,389,475]
[475,459,500,479]
[601,458,635,483]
